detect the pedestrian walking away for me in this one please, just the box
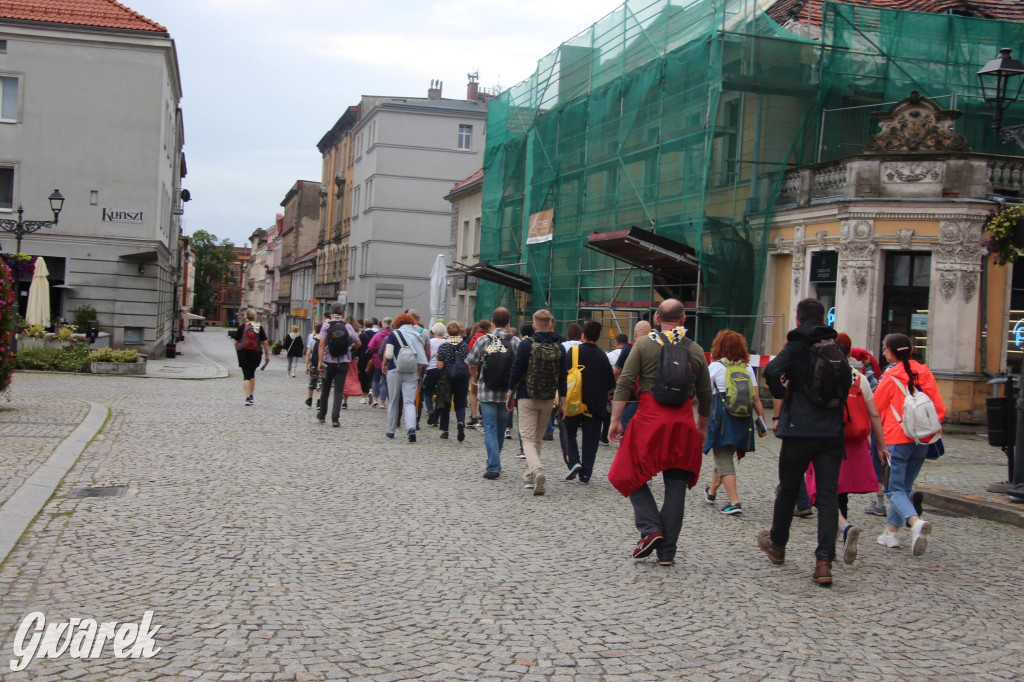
[506,309,567,495]
[872,332,944,556]
[420,323,448,427]
[607,299,711,567]
[367,318,393,408]
[758,298,851,587]
[317,303,361,427]
[614,320,652,434]
[702,329,767,516]
[560,320,614,485]
[804,332,891,565]
[304,318,327,408]
[434,322,471,441]
[235,307,271,406]
[383,313,428,441]
[467,308,519,479]
[283,325,305,377]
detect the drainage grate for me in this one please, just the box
[70,485,127,499]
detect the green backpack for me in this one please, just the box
[720,360,753,418]
[525,339,562,400]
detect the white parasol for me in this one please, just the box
[428,253,449,329]
[25,257,50,328]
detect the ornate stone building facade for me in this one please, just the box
[766,92,1014,423]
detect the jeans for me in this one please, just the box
[886,442,929,527]
[386,370,419,435]
[480,400,511,473]
[629,469,689,562]
[421,368,441,417]
[438,377,469,432]
[287,356,300,373]
[317,362,349,421]
[771,437,844,561]
[621,400,639,432]
[564,414,602,482]
[371,367,386,400]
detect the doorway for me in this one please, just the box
[880,251,931,363]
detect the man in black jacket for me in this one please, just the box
[757,298,847,587]
[562,320,615,484]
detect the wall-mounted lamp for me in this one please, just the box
[138,264,146,275]
[319,184,328,208]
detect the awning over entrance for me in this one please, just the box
[585,225,699,280]
[449,260,531,292]
[183,313,205,320]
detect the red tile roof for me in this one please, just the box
[767,0,1024,28]
[449,168,483,194]
[0,0,166,32]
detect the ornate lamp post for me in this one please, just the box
[978,48,1024,149]
[0,190,65,253]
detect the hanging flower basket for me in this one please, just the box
[984,205,1024,267]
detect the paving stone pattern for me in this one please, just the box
[0,333,1021,680]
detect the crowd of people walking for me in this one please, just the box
[233,294,944,586]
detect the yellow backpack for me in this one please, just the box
[565,345,590,417]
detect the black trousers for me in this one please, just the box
[318,361,349,421]
[771,437,844,561]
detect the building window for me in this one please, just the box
[349,246,357,279]
[352,187,360,217]
[460,219,470,259]
[365,179,373,209]
[124,327,143,344]
[0,40,7,54]
[473,216,481,257]
[1,75,20,123]
[0,166,13,210]
[458,124,472,150]
[375,283,404,308]
[712,93,741,187]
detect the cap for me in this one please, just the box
[408,309,420,319]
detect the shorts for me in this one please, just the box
[308,368,321,392]
[238,350,261,380]
[712,446,737,477]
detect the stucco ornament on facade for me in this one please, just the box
[939,271,959,302]
[864,91,969,154]
[897,228,915,249]
[839,220,875,299]
[934,220,984,303]
[882,161,943,184]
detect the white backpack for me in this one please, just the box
[889,377,941,444]
[394,330,419,373]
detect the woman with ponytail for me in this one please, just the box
[871,333,945,556]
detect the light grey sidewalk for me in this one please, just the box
[143,332,230,379]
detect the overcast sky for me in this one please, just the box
[123,0,624,247]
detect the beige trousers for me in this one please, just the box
[518,397,553,480]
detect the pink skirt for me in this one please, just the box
[805,438,878,505]
[344,361,363,397]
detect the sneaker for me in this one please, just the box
[877,529,900,548]
[467,417,479,426]
[439,431,449,439]
[565,463,582,481]
[864,499,888,517]
[360,397,368,404]
[600,438,610,446]
[632,532,663,559]
[756,530,785,564]
[721,503,743,515]
[703,485,716,504]
[427,414,437,427]
[515,452,526,460]
[245,396,253,406]
[483,471,500,480]
[457,423,465,442]
[316,399,321,410]
[316,415,325,424]
[408,429,416,443]
[542,433,554,441]
[657,556,674,566]
[505,428,513,440]
[304,397,313,407]
[842,525,860,565]
[910,519,931,556]
[794,507,813,518]
[332,420,340,428]
[384,432,395,439]
[341,403,348,410]
[523,477,535,490]
[370,401,378,408]
[533,472,546,496]
[474,423,485,433]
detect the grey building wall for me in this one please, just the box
[346,100,485,321]
[0,21,183,355]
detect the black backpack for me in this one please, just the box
[803,338,851,409]
[481,334,514,391]
[446,342,470,380]
[651,334,695,407]
[325,319,351,358]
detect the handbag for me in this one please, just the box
[925,438,945,460]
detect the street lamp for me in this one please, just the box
[0,189,65,253]
[978,48,1024,148]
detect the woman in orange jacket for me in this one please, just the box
[872,333,945,556]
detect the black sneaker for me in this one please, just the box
[439,431,449,439]
[467,417,479,426]
[483,471,500,480]
[457,423,465,442]
[703,485,716,504]
[304,397,313,407]
[341,403,348,410]
[408,429,416,443]
[316,399,321,410]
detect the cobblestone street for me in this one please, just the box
[0,332,1022,680]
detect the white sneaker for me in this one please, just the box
[877,529,900,548]
[360,397,368,404]
[533,472,546,496]
[911,519,932,556]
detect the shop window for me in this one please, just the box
[881,251,931,362]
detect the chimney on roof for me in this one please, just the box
[467,72,479,102]
[428,79,443,100]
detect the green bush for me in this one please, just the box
[71,305,97,330]
[15,343,91,373]
[89,348,140,363]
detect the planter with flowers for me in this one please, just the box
[89,348,146,375]
[983,204,1024,267]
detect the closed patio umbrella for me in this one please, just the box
[25,257,50,328]
[428,254,448,329]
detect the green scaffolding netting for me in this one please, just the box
[477,0,1024,350]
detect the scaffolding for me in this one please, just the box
[477,0,1024,350]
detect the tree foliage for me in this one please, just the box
[191,230,235,318]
